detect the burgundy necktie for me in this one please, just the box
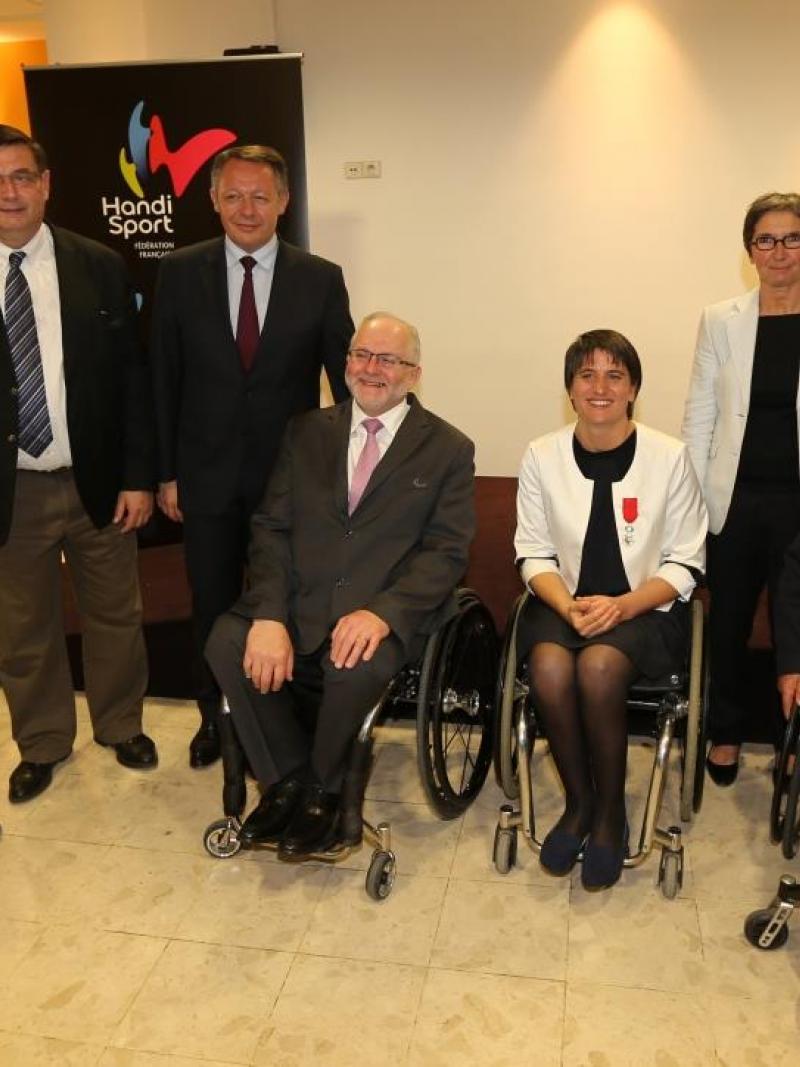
[348,418,384,514]
[236,255,259,371]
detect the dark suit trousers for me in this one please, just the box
[206,611,408,790]
[0,470,146,762]
[182,503,252,719]
[707,483,800,745]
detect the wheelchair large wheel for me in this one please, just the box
[771,707,800,844]
[781,756,800,860]
[493,593,529,800]
[680,599,707,822]
[416,590,498,819]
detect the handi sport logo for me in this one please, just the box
[119,99,236,198]
[100,100,237,256]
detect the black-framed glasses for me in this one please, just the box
[751,232,800,251]
[347,347,417,370]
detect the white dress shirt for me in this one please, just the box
[347,398,411,490]
[0,224,71,470]
[224,233,278,335]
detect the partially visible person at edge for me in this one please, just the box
[682,192,800,786]
[0,124,157,804]
[150,144,352,769]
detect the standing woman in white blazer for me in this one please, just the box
[682,192,800,786]
[515,330,707,889]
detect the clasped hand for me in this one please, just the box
[243,609,390,693]
[568,595,622,637]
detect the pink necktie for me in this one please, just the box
[236,255,259,371]
[348,418,383,514]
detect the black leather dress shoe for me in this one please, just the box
[97,733,158,769]
[706,754,739,787]
[9,758,65,803]
[240,776,305,845]
[278,785,341,859]
[189,719,221,768]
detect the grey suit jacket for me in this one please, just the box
[235,395,476,655]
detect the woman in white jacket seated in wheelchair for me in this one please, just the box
[514,329,707,889]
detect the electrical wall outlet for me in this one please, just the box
[344,160,382,179]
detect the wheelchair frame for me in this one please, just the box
[746,705,800,950]
[202,588,498,900]
[769,704,800,860]
[492,593,708,899]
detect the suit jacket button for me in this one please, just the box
[344,529,353,538]
[7,433,16,443]
[10,386,18,396]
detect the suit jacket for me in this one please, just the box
[0,225,155,546]
[680,288,794,533]
[515,422,707,606]
[150,236,352,515]
[776,530,800,674]
[235,395,476,656]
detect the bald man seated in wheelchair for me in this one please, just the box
[205,311,475,859]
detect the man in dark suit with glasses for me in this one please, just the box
[206,311,475,857]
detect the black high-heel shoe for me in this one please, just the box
[581,822,629,891]
[706,747,739,787]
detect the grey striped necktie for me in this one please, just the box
[6,250,52,458]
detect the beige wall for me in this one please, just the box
[42,0,275,63]
[275,0,798,474]
[39,0,800,474]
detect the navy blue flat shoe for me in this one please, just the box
[540,825,586,876]
[581,823,629,891]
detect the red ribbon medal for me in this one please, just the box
[622,497,638,544]
[622,498,638,523]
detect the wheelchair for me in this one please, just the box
[491,591,708,898]
[202,588,499,900]
[745,704,800,949]
[769,703,800,860]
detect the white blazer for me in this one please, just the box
[515,422,707,609]
[681,288,799,533]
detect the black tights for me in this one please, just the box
[528,642,635,849]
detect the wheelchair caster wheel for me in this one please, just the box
[744,909,790,950]
[203,818,242,859]
[493,825,517,874]
[657,848,683,900]
[366,850,396,900]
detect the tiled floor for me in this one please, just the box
[0,694,798,1066]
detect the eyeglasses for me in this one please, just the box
[347,347,418,370]
[751,232,800,251]
[0,170,42,189]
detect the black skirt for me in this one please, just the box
[515,596,690,681]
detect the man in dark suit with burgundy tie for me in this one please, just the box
[205,312,475,857]
[150,145,352,768]
[0,125,158,803]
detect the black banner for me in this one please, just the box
[23,55,307,322]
